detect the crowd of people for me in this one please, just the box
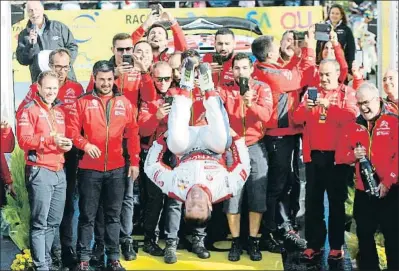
[0,1,398,271]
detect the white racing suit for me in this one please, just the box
[144,93,251,203]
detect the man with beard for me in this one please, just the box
[293,60,358,264]
[168,52,182,87]
[16,1,78,83]
[278,30,302,68]
[17,48,83,269]
[87,36,155,268]
[17,71,72,270]
[67,61,140,271]
[203,28,236,87]
[218,53,273,262]
[335,82,398,270]
[131,6,187,62]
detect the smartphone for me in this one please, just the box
[150,4,160,15]
[315,23,331,42]
[164,96,174,105]
[239,77,249,96]
[213,53,223,65]
[295,31,307,41]
[122,54,133,66]
[307,87,318,102]
[355,50,363,68]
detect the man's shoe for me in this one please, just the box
[282,230,307,250]
[260,233,283,253]
[180,57,196,90]
[61,246,78,268]
[121,240,137,261]
[74,261,90,271]
[51,247,62,270]
[300,248,323,262]
[228,238,243,262]
[198,63,214,92]
[143,238,164,256]
[89,243,104,269]
[106,260,125,271]
[192,235,210,259]
[247,236,262,261]
[164,239,178,264]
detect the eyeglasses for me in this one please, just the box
[53,65,70,71]
[116,47,133,53]
[156,77,171,82]
[356,96,377,107]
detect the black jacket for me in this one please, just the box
[316,20,356,73]
[16,15,78,83]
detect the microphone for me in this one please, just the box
[31,24,37,44]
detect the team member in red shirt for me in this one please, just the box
[17,71,72,270]
[17,48,83,268]
[0,120,16,207]
[67,61,140,271]
[335,82,398,270]
[251,34,315,251]
[217,53,272,262]
[131,6,187,62]
[203,28,236,87]
[292,59,358,263]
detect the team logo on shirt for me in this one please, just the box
[379,120,389,129]
[39,108,47,118]
[115,100,125,110]
[64,88,76,98]
[88,99,99,109]
[18,112,29,126]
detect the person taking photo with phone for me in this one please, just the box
[131,4,187,62]
[17,71,73,270]
[217,53,273,262]
[203,28,236,87]
[293,59,358,264]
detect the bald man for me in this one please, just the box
[336,82,399,270]
[16,0,78,82]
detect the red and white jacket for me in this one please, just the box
[218,78,273,146]
[66,88,140,171]
[293,84,358,162]
[17,97,67,171]
[17,79,84,115]
[144,135,250,203]
[131,21,188,62]
[252,48,316,135]
[1,126,15,185]
[335,105,398,190]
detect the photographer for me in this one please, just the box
[16,71,72,270]
[131,5,187,62]
[335,82,398,270]
[203,28,236,87]
[293,59,358,263]
[219,53,273,262]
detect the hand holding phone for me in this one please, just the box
[123,54,133,66]
[307,87,318,103]
[164,96,174,105]
[213,53,223,65]
[150,4,160,15]
[239,77,249,96]
[315,23,331,42]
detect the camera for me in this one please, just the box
[315,23,332,42]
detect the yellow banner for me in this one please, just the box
[11,6,323,83]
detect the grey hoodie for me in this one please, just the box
[16,15,78,83]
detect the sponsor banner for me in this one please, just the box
[11,6,322,82]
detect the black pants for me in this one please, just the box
[304,151,347,250]
[76,167,126,262]
[263,135,296,232]
[59,147,79,249]
[354,186,399,271]
[140,149,166,240]
[289,134,302,219]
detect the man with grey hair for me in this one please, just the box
[335,81,399,270]
[293,59,358,264]
[16,0,78,82]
